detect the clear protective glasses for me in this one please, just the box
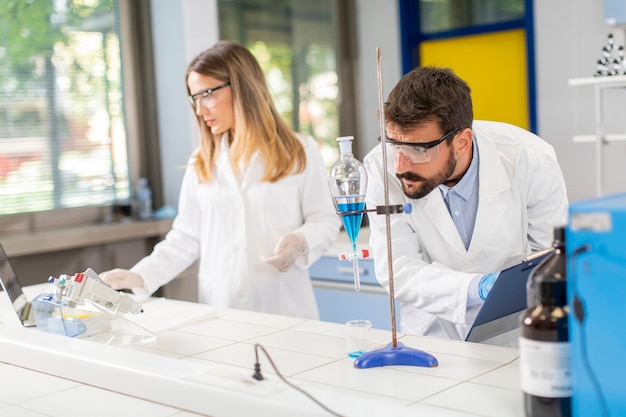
[384,128,461,164]
[188,81,231,109]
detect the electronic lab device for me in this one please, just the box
[567,192,626,417]
[32,268,144,338]
[48,268,142,315]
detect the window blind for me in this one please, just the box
[0,0,130,216]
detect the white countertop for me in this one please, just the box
[0,285,524,417]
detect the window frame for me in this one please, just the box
[216,0,361,163]
[398,0,537,132]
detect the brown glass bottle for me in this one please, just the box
[526,227,564,308]
[519,226,571,417]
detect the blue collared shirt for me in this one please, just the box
[438,139,479,250]
[438,139,483,305]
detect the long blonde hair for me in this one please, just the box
[186,40,306,182]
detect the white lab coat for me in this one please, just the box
[364,120,568,340]
[131,134,340,319]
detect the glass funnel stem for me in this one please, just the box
[353,255,361,292]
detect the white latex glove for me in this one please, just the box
[261,232,307,272]
[99,268,145,290]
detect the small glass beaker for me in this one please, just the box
[346,319,372,358]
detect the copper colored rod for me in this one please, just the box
[375,48,397,347]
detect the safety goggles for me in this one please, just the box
[188,82,231,109]
[384,128,460,164]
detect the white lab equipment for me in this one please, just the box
[49,268,142,315]
[34,269,153,344]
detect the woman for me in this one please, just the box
[101,41,340,319]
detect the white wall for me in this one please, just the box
[355,0,402,154]
[535,0,626,201]
[150,0,219,207]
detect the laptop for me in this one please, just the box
[0,243,37,327]
[465,249,553,343]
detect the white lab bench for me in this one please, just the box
[0,285,525,417]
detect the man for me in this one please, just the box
[364,66,568,340]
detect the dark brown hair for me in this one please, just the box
[385,66,473,135]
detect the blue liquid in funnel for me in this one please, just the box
[336,196,365,250]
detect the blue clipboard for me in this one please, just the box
[465,249,553,342]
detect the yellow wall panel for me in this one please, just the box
[420,29,529,130]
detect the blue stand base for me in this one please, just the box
[353,341,438,368]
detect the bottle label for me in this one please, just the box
[519,338,572,397]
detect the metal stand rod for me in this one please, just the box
[376,48,398,348]
[351,48,437,369]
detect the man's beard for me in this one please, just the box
[396,151,456,199]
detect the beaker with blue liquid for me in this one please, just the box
[328,136,368,292]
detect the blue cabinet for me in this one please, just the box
[310,256,400,331]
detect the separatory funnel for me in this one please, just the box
[328,136,369,292]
